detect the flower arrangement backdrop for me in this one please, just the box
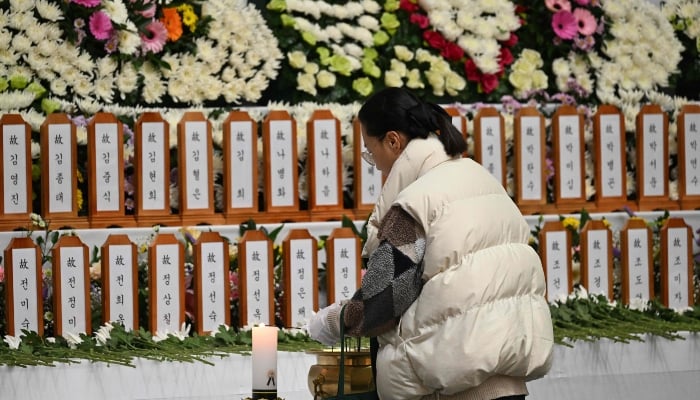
[1,0,700,362]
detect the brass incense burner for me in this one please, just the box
[306,345,375,399]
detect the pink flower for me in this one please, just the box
[140,20,168,54]
[545,0,571,12]
[574,0,590,5]
[142,5,156,18]
[0,266,4,282]
[71,0,101,7]
[89,11,114,40]
[573,8,597,36]
[552,11,578,40]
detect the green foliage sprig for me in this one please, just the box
[551,288,700,347]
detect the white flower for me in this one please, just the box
[152,331,170,343]
[628,297,649,311]
[35,0,63,21]
[94,322,114,346]
[103,0,129,25]
[64,332,83,349]
[3,335,22,350]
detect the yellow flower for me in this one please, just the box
[384,70,403,87]
[384,0,400,12]
[562,217,580,230]
[380,13,399,33]
[329,54,352,76]
[287,51,307,69]
[602,218,611,228]
[363,47,379,61]
[361,58,381,78]
[281,14,296,27]
[393,45,414,62]
[353,77,373,96]
[317,47,332,65]
[373,30,390,46]
[316,70,336,88]
[181,10,198,31]
[301,31,316,45]
[267,0,286,12]
[76,189,84,211]
[406,68,424,89]
[77,170,84,183]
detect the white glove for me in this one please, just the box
[307,302,343,345]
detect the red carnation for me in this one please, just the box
[441,42,464,62]
[399,0,419,13]
[464,59,480,82]
[481,74,499,94]
[502,33,519,48]
[410,12,430,29]
[499,47,514,68]
[423,30,446,50]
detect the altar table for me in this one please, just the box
[1,333,699,400]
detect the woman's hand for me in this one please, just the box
[307,302,343,345]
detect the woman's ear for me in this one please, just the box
[385,130,404,153]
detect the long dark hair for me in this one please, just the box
[357,87,467,157]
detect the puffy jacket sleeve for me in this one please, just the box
[343,205,426,337]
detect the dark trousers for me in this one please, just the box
[495,396,526,400]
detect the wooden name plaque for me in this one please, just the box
[238,230,275,326]
[620,218,654,304]
[579,220,613,299]
[281,229,318,328]
[325,227,361,305]
[52,235,91,337]
[593,105,630,212]
[194,231,231,335]
[473,107,507,189]
[223,110,259,224]
[514,107,552,215]
[538,220,573,303]
[635,105,679,211]
[353,117,382,222]
[87,112,135,228]
[177,112,223,226]
[101,234,139,331]
[134,112,179,227]
[677,104,700,210]
[148,233,185,333]
[4,237,43,336]
[660,218,694,310]
[0,114,33,231]
[552,105,588,213]
[444,106,469,157]
[260,110,305,223]
[307,110,344,221]
[40,113,88,228]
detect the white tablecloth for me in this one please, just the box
[2,333,699,400]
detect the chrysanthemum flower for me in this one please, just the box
[140,20,168,54]
[573,8,597,36]
[552,11,578,40]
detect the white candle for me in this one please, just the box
[252,325,278,397]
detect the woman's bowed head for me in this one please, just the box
[358,87,467,176]
[309,87,553,400]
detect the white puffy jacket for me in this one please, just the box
[363,136,553,400]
